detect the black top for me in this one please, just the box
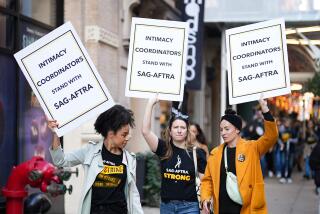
[155,139,207,202]
[91,146,127,214]
[262,111,274,122]
[219,146,242,214]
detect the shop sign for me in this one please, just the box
[179,0,205,90]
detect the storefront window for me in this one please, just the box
[0,13,14,49]
[0,0,15,9]
[0,53,17,187]
[20,0,56,26]
[205,0,320,22]
[20,21,47,48]
[0,0,62,203]
[18,21,52,162]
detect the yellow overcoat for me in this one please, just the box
[201,120,278,214]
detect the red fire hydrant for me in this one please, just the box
[2,156,70,214]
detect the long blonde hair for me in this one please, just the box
[161,118,195,160]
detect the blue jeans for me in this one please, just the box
[160,201,200,214]
[305,156,311,178]
[274,146,282,176]
[260,155,267,177]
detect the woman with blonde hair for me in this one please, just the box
[142,96,206,214]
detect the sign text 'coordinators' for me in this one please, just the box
[36,48,93,110]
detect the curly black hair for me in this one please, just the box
[94,105,135,137]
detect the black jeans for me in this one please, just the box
[314,170,320,187]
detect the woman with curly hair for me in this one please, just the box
[48,105,143,214]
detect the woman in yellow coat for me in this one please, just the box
[201,98,278,214]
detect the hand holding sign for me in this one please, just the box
[46,117,61,150]
[47,118,59,132]
[148,93,159,107]
[258,93,269,113]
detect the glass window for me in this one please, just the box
[205,0,320,22]
[0,53,17,187]
[20,0,56,26]
[0,13,14,49]
[20,21,48,48]
[0,0,15,10]
[18,21,52,162]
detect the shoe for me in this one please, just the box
[279,178,286,184]
[268,171,274,178]
[303,174,311,180]
[287,178,292,184]
[276,173,281,178]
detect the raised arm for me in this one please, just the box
[141,96,159,152]
[256,98,278,155]
[47,119,61,150]
[47,119,87,167]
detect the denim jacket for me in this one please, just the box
[49,141,144,214]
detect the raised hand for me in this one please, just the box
[148,93,159,107]
[47,118,59,131]
[258,93,269,113]
[46,117,61,149]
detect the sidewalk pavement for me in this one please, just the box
[265,172,318,214]
[143,172,319,214]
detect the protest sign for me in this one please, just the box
[226,18,291,105]
[125,18,189,101]
[14,22,114,137]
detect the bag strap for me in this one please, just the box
[224,146,228,173]
[192,146,199,178]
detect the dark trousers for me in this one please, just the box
[266,151,274,172]
[314,170,320,187]
[281,150,294,178]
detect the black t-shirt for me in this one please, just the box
[219,145,242,214]
[91,146,127,214]
[155,139,207,202]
